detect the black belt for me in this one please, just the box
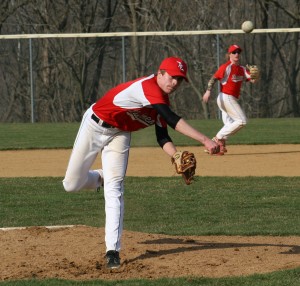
[91,114,115,128]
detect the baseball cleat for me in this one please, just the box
[204,149,225,155]
[105,250,121,269]
[212,137,227,154]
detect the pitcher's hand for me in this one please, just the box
[204,138,220,155]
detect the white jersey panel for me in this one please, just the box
[113,75,153,109]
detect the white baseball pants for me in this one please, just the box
[216,92,247,140]
[63,106,131,252]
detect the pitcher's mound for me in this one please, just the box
[1,225,299,281]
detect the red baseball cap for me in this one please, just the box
[228,44,242,53]
[159,57,188,82]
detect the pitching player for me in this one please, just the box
[202,44,259,155]
[63,56,219,269]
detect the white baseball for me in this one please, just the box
[241,21,254,33]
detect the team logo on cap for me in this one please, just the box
[177,61,185,72]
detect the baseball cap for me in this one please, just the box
[159,57,188,82]
[228,44,242,53]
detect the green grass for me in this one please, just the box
[1,267,300,285]
[0,123,79,150]
[1,177,299,235]
[1,118,300,150]
[132,118,300,146]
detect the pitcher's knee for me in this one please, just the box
[237,118,247,127]
[62,180,81,192]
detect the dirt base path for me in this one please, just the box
[1,144,300,177]
[0,145,300,281]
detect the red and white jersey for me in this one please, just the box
[92,74,169,131]
[214,61,251,98]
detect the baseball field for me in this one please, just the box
[0,119,300,285]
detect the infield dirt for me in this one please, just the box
[1,144,300,177]
[0,145,300,281]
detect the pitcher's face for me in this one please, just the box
[157,71,183,94]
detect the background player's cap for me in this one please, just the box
[159,57,188,82]
[228,44,242,53]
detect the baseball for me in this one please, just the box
[241,21,254,33]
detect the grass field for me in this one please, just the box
[0,119,300,285]
[1,177,299,236]
[1,268,300,286]
[1,118,300,150]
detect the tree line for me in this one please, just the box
[0,0,299,122]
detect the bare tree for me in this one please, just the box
[0,0,299,122]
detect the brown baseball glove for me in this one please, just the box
[246,64,260,80]
[171,151,197,185]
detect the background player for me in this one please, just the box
[63,56,220,269]
[202,44,259,155]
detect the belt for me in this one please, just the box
[91,113,115,128]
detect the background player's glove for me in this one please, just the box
[171,151,197,185]
[246,64,260,80]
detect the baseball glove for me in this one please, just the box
[246,64,260,80]
[171,151,197,185]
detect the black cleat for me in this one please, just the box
[105,250,120,269]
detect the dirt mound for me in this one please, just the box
[1,225,299,281]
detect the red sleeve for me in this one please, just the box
[214,62,229,79]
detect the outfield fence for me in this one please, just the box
[0,28,299,122]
